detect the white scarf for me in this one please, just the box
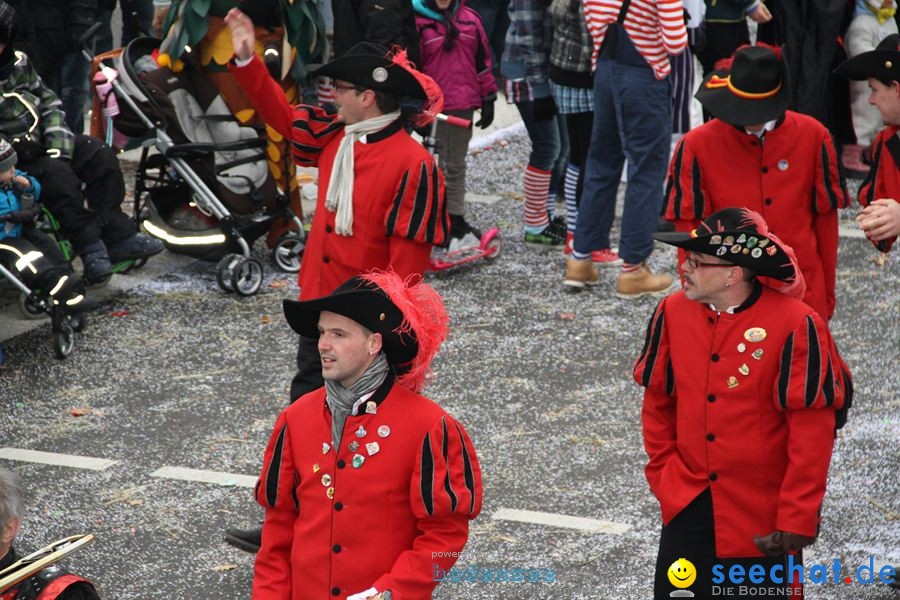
[325,111,402,236]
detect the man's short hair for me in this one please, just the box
[0,466,24,525]
[372,90,401,115]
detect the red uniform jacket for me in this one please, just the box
[229,56,448,300]
[253,377,482,599]
[664,112,850,321]
[858,125,900,252]
[634,285,851,558]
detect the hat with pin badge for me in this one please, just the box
[283,270,450,392]
[835,34,900,83]
[311,42,427,99]
[653,207,807,299]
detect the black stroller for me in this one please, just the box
[0,231,87,359]
[89,34,305,296]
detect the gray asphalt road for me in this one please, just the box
[0,129,898,599]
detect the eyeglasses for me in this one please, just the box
[332,83,364,94]
[684,255,736,270]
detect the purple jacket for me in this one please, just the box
[414,0,497,111]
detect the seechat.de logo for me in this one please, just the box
[668,558,697,597]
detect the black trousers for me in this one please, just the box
[564,111,593,208]
[654,489,802,599]
[19,135,136,250]
[696,21,750,77]
[288,334,323,403]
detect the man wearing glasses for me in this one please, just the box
[635,207,852,599]
[222,8,448,554]
[663,45,849,322]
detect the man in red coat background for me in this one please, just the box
[837,34,900,252]
[253,271,482,600]
[222,8,449,553]
[635,208,852,599]
[664,45,850,322]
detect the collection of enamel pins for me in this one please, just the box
[728,327,767,389]
[315,400,389,500]
[709,233,778,258]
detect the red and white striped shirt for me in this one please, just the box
[583,0,687,79]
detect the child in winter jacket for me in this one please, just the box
[414,0,497,248]
[0,138,87,311]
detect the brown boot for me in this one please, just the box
[616,262,673,299]
[563,257,599,290]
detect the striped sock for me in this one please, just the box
[572,250,591,261]
[317,77,335,106]
[621,261,642,274]
[524,165,552,232]
[564,163,579,233]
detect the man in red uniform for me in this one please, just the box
[0,467,99,600]
[836,34,900,252]
[664,45,850,321]
[223,8,448,554]
[252,271,481,600]
[224,7,447,403]
[635,208,852,599]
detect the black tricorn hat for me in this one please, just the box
[834,34,900,82]
[654,208,798,282]
[695,45,792,126]
[283,275,418,366]
[311,42,426,100]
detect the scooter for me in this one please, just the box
[421,114,501,272]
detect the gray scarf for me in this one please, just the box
[324,352,390,449]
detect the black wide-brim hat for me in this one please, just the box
[835,34,900,82]
[695,46,791,126]
[653,208,796,281]
[283,276,418,366]
[311,42,426,100]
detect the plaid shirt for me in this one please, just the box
[548,0,593,75]
[502,0,554,100]
[0,51,75,159]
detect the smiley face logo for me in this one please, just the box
[668,558,697,589]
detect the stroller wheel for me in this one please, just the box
[69,314,86,333]
[216,253,242,293]
[233,258,264,297]
[273,234,305,273]
[18,292,47,320]
[53,323,75,359]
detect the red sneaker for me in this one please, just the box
[592,248,623,267]
[564,232,574,255]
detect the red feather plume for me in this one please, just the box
[737,209,806,300]
[361,270,450,393]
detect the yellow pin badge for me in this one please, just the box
[744,327,767,343]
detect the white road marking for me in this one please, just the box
[839,225,866,239]
[150,466,257,488]
[0,447,118,470]
[492,508,631,534]
[466,193,501,205]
